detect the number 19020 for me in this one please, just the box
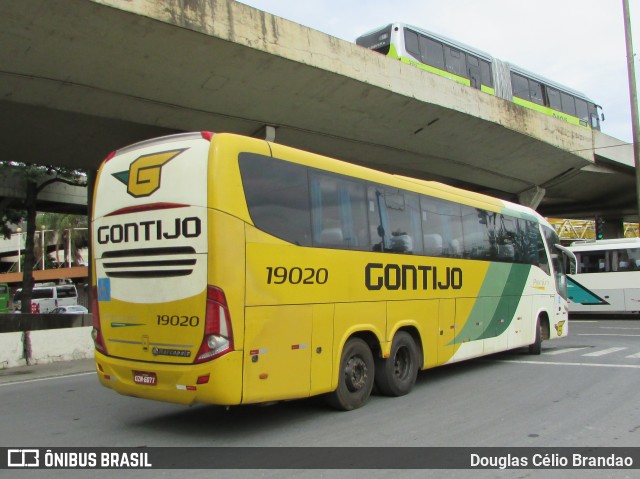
[266,266,329,285]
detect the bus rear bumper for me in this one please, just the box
[94,350,243,406]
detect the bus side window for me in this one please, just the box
[511,73,529,101]
[537,232,550,275]
[239,153,312,246]
[629,248,640,270]
[561,92,576,117]
[461,206,492,260]
[310,173,368,250]
[367,186,423,254]
[575,98,589,127]
[479,59,493,88]
[528,79,544,106]
[421,196,462,258]
[444,45,466,78]
[368,185,387,251]
[404,29,420,59]
[547,87,562,111]
[419,34,445,70]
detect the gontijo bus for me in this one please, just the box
[92,132,574,410]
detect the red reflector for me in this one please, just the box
[196,374,210,385]
[187,385,197,391]
[201,131,214,141]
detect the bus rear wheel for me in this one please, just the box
[327,338,374,411]
[375,331,419,397]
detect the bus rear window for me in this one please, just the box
[239,153,312,246]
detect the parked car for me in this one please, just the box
[49,305,88,314]
[13,283,78,313]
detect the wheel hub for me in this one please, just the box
[345,356,368,392]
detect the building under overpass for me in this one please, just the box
[0,0,637,224]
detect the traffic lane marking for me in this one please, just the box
[491,359,640,369]
[544,347,591,355]
[582,347,628,357]
[576,333,640,337]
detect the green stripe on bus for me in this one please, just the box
[453,263,530,342]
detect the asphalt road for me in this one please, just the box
[1,318,639,478]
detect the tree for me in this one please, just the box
[38,212,89,267]
[0,162,87,313]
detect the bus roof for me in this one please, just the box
[267,137,540,222]
[568,238,640,251]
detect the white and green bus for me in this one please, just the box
[567,238,640,315]
[356,23,602,129]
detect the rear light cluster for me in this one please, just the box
[90,286,108,354]
[195,286,234,363]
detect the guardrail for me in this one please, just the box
[0,314,93,369]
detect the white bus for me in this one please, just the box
[566,238,640,315]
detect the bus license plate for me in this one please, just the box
[133,371,157,386]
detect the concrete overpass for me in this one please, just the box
[0,0,636,221]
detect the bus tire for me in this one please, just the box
[327,338,375,411]
[374,331,419,397]
[529,318,542,355]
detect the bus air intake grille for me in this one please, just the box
[101,246,197,278]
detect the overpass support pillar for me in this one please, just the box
[518,186,545,210]
[252,125,278,142]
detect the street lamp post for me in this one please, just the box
[15,227,22,273]
[40,224,46,271]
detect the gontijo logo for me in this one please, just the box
[112,149,186,198]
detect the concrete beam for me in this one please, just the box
[0,0,636,219]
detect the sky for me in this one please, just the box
[238,0,639,145]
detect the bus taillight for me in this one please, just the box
[195,286,234,363]
[90,286,108,354]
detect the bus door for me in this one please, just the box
[551,243,575,332]
[438,298,456,364]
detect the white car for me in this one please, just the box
[50,305,89,314]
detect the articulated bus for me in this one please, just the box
[92,132,574,410]
[566,238,640,315]
[356,23,602,130]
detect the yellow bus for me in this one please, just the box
[92,132,573,410]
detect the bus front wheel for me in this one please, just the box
[529,318,542,355]
[327,338,374,411]
[375,331,419,396]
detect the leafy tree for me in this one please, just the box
[0,162,87,313]
[38,212,89,267]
